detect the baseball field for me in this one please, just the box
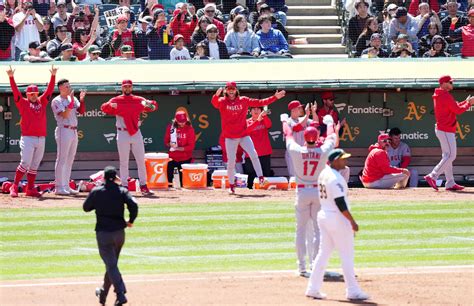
[0,188,473,305]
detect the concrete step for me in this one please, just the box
[289,34,342,44]
[289,44,346,54]
[286,26,341,34]
[286,0,332,5]
[287,6,337,16]
[292,54,349,58]
[287,16,339,26]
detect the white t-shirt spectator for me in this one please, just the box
[13,12,42,52]
[170,47,191,60]
[208,41,219,59]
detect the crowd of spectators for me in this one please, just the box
[347,0,474,58]
[0,0,293,61]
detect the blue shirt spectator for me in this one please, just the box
[224,15,260,56]
[256,16,288,54]
[389,7,419,50]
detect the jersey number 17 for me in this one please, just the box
[303,160,319,176]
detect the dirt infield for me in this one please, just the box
[1,266,473,305]
[1,187,473,209]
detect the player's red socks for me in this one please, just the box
[26,170,37,190]
[13,165,27,185]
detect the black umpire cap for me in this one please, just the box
[104,166,118,182]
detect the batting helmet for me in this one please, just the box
[304,126,319,143]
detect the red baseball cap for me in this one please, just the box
[304,126,319,143]
[175,111,188,123]
[288,100,302,111]
[173,34,184,43]
[122,79,133,86]
[26,85,39,94]
[438,75,453,85]
[378,133,390,142]
[225,81,237,89]
[116,15,129,24]
[321,91,335,100]
[468,9,474,17]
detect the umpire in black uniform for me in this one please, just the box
[83,166,138,306]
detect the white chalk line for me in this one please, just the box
[0,265,472,289]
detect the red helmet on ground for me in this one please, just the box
[304,126,319,143]
[26,85,39,94]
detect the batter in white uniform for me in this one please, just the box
[51,79,87,195]
[283,115,337,276]
[306,148,369,301]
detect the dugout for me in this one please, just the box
[0,58,473,185]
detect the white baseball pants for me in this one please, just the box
[225,136,262,184]
[295,187,320,273]
[306,210,362,297]
[54,127,78,189]
[19,136,45,171]
[117,129,147,185]
[429,129,457,188]
[285,150,295,177]
[362,173,409,189]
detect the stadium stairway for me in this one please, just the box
[286,0,347,58]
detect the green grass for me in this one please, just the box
[1,201,473,280]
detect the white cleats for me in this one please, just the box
[306,291,327,299]
[347,291,370,301]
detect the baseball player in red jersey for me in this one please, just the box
[164,110,196,185]
[424,75,474,191]
[211,82,286,193]
[101,80,158,195]
[243,107,273,188]
[6,64,57,197]
[283,115,339,277]
[361,134,410,189]
[316,91,346,138]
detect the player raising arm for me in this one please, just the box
[7,64,57,197]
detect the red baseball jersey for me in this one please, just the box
[432,88,470,133]
[9,74,55,137]
[212,94,278,139]
[245,116,273,157]
[101,95,157,136]
[361,146,404,183]
[164,123,196,162]
[112,30,134,56]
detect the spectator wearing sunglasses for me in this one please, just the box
[361,133,410,189]
[47,24,71,58]
[196,0,224,21]
[422,35,450,57]
[201,3,225,40]
[200,23,229,59]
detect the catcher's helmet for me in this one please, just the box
[304,126,319,143]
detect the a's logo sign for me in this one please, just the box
[340,123,360,142]
[269,131,281,141]
[189,173,203,182]
[455,122,471,140]
[404,102,426,121]
[335,103,347,112]
[104,133,116,144]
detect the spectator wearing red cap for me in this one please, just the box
[424,75,474,191]
[449,9,474,57]
[170,4,198,46]
[147,8,173,60]
[317,92,346,138]
[6,64,57,198]
[211,82,286,193]
[164,110,196,185]
[170,34,191,60]
[101,79,158,196]
[284,100,318,176]
[361,133,410,189]
[110,14,134,57]
[243,106,273,188]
